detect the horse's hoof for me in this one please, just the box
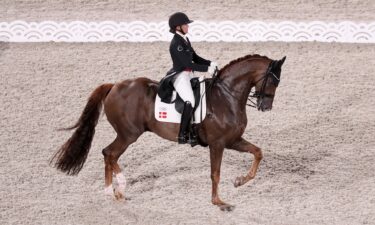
[234,176,245,187]
[219,204,235,212]
[114,189,125,201]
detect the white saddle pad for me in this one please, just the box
[154,76,207,124]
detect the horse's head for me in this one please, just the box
[252,56,286,111]
[217,54,286,111]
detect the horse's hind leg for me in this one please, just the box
[102,135,138,200]
[229,138,263,187]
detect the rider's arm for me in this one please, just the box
[170,45,209,72]
[192,50,211,66]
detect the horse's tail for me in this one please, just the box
[51,83,114,175]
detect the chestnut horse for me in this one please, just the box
[51,54,286,211]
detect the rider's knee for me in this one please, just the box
[185,100,194,107]
[186,99,195,108]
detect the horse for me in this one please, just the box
[51,54,286,211]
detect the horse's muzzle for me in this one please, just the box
[257,97,273,112]
[258,105,272,112]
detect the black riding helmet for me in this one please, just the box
[168,12,193,33]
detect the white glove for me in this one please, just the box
[210,61,218,68]
[208,65,216,74]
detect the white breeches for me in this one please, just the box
[173,71,196,107]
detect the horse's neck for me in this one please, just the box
[216,62,257,107]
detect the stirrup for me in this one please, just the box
[189,124,199,147]
[189,139,198,147]
[188,135,198,147]
[177,134,188,144]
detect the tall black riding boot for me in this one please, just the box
[178,101,194,144]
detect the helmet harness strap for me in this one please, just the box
[178,25,186,35]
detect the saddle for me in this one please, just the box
[155,73,207,124]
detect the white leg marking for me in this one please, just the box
[104,184,113,195]
[116,172,127,189]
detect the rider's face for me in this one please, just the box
[180,24,189,34]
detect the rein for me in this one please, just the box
[204,68,243,104]
[202,67,219,94]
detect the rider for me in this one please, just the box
[168,12,217,145]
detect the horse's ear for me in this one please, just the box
[278,56,286,67]
[273,56,286,69]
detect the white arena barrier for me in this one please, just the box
[0,20,374,43]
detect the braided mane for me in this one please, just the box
[218,54,271,77]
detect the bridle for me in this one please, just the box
[247,61,280,108]
[206,61,280,109]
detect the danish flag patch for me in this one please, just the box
[159,111,167,118]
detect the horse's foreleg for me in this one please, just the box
[209,146,235,211]
[102,136,137,200]
[229,138,263,187]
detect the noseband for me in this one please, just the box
[247,61,280,108]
